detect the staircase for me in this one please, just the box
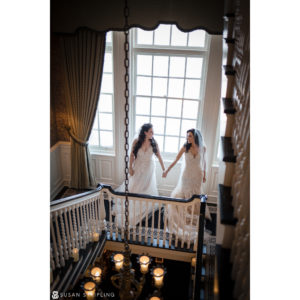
[216,0,250,299]
[50,184,211,299]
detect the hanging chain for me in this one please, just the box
[123,0,130,251]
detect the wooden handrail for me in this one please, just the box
[50,185,103,206]
[99,183,207,203]
[51,183,208,207]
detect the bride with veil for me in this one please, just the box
[162,128,210,239]
[112,123,165,226]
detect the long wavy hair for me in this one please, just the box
[184,128,202,152]
[133,123,158,158]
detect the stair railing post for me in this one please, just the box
[193,195,207,300]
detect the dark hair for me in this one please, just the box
[184,128,202,152]
[133,123,158,158]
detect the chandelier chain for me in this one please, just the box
[124,0,130,251]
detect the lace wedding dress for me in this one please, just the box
[112,146,158,226]
[167,148,210,240]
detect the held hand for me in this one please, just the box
[129,168,134,176]
[162,170,168,178]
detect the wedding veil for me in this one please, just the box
[194,129,207,173]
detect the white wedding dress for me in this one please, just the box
[167,148,210,240]
[113,146,158,227]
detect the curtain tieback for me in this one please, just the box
[66,126,89,146]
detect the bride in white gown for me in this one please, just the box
[113,123,165,226]
[162,128,210,239]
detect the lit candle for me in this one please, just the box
[72,248,79,262]
[92,232,99,242]
[91,267,102,284]
[139,255,150,274]
[153,267,165,288]
[113,253,124,271]
[84,281,96,300]
[150,297,160,300]
[191,257,196,267]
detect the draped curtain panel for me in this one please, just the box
[61,29,106,189]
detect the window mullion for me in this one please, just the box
[149,54,154,124]
[177,56,188,150]
[133,47,206,56]
[97,104,101,147]
[162,55,170,153]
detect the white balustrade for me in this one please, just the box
[162,204,167,248]
[63,208,72,257]
[86,200,92,242]
[67,207,75,250]
[80,204,87,248]
[102,188,205,252]
[59,210,69,260]
[121,196,125,239]
[76,204,82,249]
[108,196,113,239]
[50,186,206,272]
[50,217,60,268]
[54,212,65,267]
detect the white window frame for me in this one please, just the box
[130,26,211,159]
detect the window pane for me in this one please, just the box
[152,78,167,97]
[167,99,182,117]
[164,136,179,153]
[136,76,152,95]
[180,137,186,148]
[169,56,185,77]
[186,57,203,78]
[99,94,112,112]
[151,117,165,134]
[106,31,112,44]
[171,25,187,46]
[92,117,98,130]
[154,135,164,151]
[90,130,99,146]
[168,78,184,98]
[153,56,169,77]
[103,52,112,73]
[99,113,112,130]
[184,79,201,99]
[137,28,153,45]
[101,74,113,93]
[154,24,170,46]
[165,118,180,136]
[137,55,152,76]
[135,115,150,132]
[188,30,206,47]
[136,97,150,115]
[182,100,198,119]
[100,131,113,147]
[151,97,166,116]
[181,119,197,136]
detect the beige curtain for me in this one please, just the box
[61,29,106,189]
